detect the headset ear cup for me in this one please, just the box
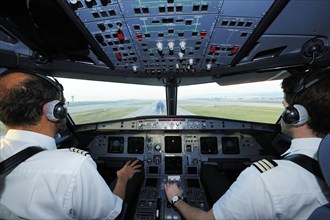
[282,106,299,124]
[44,100,67,122]
[282,104,308,126]
[293,104,308,126]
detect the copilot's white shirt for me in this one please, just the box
[212,138,330,219]
[0,129,122,219]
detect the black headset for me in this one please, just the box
[1,69,67,122]
[281,74,327,126]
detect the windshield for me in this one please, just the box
[0,79,284,136]
[58,78,283,125]
[177,81,283,123]
[59,78,166,124]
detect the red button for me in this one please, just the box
[136,33,142,41]
[117,30,124,41]
[210,45,217,53]
[200,31,207,39]
[115,52,122,60]
[231,46,239,55]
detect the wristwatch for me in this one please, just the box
[171,195,183,205]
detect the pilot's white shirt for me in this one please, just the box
[0,129,123,219]
[212,138,330,219]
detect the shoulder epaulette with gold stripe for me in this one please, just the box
[253,159,278,173]
[69,147,90,156]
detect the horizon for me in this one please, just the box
[59,78,283,102]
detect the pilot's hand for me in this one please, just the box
[117,159,142,182]
[164,182,183,203]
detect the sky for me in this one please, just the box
[58,77,283,102]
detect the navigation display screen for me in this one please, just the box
[222,137,240,154]
[127,137,144,154]
[108,136,124,153]
[165,136,182,153]
[165,156,182,174]
[200,137,218,154]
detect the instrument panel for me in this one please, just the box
[90,132,261,164]
[89,131,262,219]
[86,117,275,220]
[65,0,272,73]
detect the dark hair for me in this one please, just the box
[282,68,330,136]
[0,70,60,127]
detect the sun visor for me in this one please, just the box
[214,70,289,86]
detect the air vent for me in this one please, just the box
[252,46,287,61]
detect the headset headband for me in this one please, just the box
[1,69,65,102]
[31,72,65,102]
[290,73,330,105]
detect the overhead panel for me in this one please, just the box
[66,0,274,74]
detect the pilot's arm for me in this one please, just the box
[164,183,216,220]
[165,165,274,220]
[112,159,142,199]
[72,156,123,219]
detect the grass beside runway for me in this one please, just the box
[180,105,283,123]
[0,107,139,135]
[70,107,139,124]
[0,104,283,132]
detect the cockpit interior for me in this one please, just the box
[1,0,330,219]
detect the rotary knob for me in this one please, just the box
[154,144,161,151]
[154,156,161,164]
[147,157,153,164]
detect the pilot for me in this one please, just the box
[165,68,330,219]
[0,69,141,219]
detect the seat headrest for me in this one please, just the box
[317,133,330,187]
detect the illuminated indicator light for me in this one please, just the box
[132,65,138,73]
[178,52,184,59]
[179,41,186,51]
[136,33,142,41]
[70,0,78,4]
[200,31,207,39]
[231,46,239,55]
[168,42,174,51]
[176,63,180,69]
[117,30,124,42]
[210,45,217,53]
[189,58,194,65]
[157,42,163,51]
[115,52,122,61]
[206,63,211,71]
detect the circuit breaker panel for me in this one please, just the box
[66,0,274,75]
